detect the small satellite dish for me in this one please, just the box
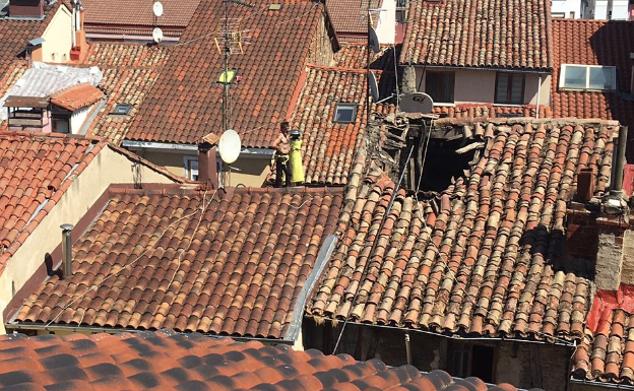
[218,129,241,164]
[369,27,380,53]
[399,92,434,114]
[152,27,163,43]
[368,71,379,102]
[152,1,164,17]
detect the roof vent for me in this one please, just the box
[60,224,73,278]
[268,3,281,10]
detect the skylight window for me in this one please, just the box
[560,64,617,91]
[111,103,132,115]
[333,103,357,123]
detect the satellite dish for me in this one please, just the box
[152,1,164,17]
[218,129,241,164]
[152,27,163,43]
[369,71,379,102]
[399,92,434,114]
[369,27,380,53]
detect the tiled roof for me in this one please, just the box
[308,118,619,341]
[82,43,171,145]
[125,0,324,147]
[13,187,343,339]
[0,331,519,390]
[401,0,552,70]
[551,19,634,159]
[51,83,104,111]
[325,0,380,38]
[83,0,200,28]
[291,66,368,185]
[433,104,552,119]
[0,2,62,78]
[0,132,106,274]
[572,286,634,385]
[333,44,398,71]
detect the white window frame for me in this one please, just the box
[184,156,199,181]
[559,64,617,91]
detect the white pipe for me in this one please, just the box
[86,33,179,43]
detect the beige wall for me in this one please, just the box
[41,5,73,63]
[223,156,272,188]
[415,67,551,107]
[0,146,177,333]
[140,149,272,187]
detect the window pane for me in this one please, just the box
[426,72,454,103]
[589,67,616,90]
[495,73,509,103]
[510,74,524,103]
[563,66,587,88]
[334,104,357,123]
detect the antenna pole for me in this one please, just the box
[366,8,371,128]
[222,0,230,133]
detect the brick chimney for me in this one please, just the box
[198,141,218,188]
[9,0,45,18]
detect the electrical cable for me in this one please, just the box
[331,143,416,354]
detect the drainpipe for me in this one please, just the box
[611,126,628,197]
[535,75,542,119]
[60,224,73,278]
[404,332,412,365]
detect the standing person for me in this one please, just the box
[272,121,291,187]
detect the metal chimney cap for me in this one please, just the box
[60,224,74,231]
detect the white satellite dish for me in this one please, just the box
[369,27,380,53]
[218,129,241,164]
[368,71,379,102]
[152,1,164,17]
[399,92,434,114]
[152,27,163,43]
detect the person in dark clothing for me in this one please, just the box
[272,121,291,187]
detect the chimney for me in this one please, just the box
[595,217,629,290]
[9,0,45,18]
[575,167,596,202]
[60,224,73,278]
[198,142,218,188]
[611,126,628,196]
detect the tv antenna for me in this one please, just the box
[217,0,253,134]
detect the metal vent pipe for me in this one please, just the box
[60,224,74,278]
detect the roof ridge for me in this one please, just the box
[0,130,106,143]
[306,64,369,74]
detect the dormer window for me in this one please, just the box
[333,103,357,123]
[560,64,617,91]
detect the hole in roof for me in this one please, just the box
[111,103,132,115]
[333,103,357,123]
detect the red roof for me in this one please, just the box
[573,285,634,385]
[325,0,380,38]
[82,0,201,38]
[0,132,106,274]
[0,331,519,390]
[309,118,617,341]
[82,43,172,145]
[13,186,343,339]
[0,2,64,78]
[51,84,104,112]
[124,0,324,147]
[551,19,634,155]
[401,0,552,70]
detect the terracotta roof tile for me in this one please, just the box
[124,0,324,147]
[401,0,552,70]
[0,331,517,390]
[0,132,106,274]
[326,0,380,37]
[13,187,343,339]
[82,43,171,145]
[432,104,552,119]
[551,19,634,159]
[308,118,618,341]
[51,83,104,111]
[82,0,201,38]
[0,2,63,78]
[572,286,634,385]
